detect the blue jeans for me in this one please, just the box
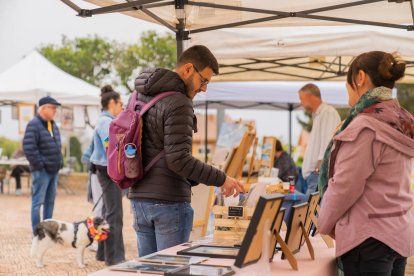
[31,170,58,233]
[305,172,319,201]
[130,200,194,257]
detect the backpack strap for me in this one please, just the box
[144,150,165,174]
[128,91,138,110]
[139,91,182,116]
[141,91,182,174]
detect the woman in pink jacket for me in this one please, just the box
[318,51,414,276]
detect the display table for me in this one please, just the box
[88,234,336,276]
[0,159,30,166]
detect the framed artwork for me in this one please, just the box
[234,193,285,268]
[281,202,309,259]
[165,264,235,276]
[259,136,276,177]
[18,103,35,134]
[235,207,286,250]
[138,253,208,265]
[109,262,179,274]
[61,107,73,130]
[301,192,320,246]
[12,106,18,120]
[177,245,239,259]
[216,122,249,151]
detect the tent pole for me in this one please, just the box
[175,0,187,59]
[288,104,293,156]
[205,101,208,163]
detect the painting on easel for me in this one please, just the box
[259,137,277,177]
[211,122,250,166]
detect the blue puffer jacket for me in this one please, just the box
[23,114,64,173]
[90,110,114,167]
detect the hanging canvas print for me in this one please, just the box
[18,103,35,134]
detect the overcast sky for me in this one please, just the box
[0,0,306,150]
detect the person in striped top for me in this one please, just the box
[298,84,341,200]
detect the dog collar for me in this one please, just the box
[87,216,108,242]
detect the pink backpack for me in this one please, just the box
[107,90,181,190]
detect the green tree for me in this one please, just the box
[38,31,177,93]
[113,31,177,93]
[39,35,114,87]
[0,137,19,158]
[297,112,313,132]
[396,83,414,115]
[64,136,83,172]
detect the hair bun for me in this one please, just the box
[101,85,114,97]
[378,52,405,82]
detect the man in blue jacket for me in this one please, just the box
[23,96,64,234]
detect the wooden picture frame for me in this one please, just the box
[165,264,235,276]
[234,193,284,268]
[259,136,276,177]
[138,253,209,265]
[301,192,320,246]
[177,245,240,259]
[281,202,309,259]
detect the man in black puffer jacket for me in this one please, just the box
[23,96,63,234]
[129,45,246,256]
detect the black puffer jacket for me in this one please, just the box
[23,114,64,173]
[128,68,226,202]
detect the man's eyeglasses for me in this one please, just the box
[44,105,58,110]
[193,66,209,87]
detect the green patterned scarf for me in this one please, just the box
[318,86,393,198]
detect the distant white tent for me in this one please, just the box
[0,51,101,106]
[193,80,397,110]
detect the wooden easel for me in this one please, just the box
[225,124,256,179]
[308,205,334,248]
[274,220,315,271]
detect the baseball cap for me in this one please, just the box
[39,96,61,107]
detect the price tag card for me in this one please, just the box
[228,206,244,217]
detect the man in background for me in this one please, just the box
[298,84,341,200]
[23,96,63,234]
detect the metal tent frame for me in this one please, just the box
[61,0,414,160]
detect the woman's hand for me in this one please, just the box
[220,176,246,198]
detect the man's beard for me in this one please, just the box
[184,73,201,99]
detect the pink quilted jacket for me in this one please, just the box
[319,106,414,258]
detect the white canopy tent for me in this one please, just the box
[62,0,414,57]
[0,51,101,106]
[187,25,414,82]
[60,0,413,157]
[193,80,397,110]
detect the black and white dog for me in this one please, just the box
[30,217,110,268]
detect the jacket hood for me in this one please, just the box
[134,67,187,97]
[335,99,414,158]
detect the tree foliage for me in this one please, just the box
[396,84,414,115]
[0,137,19,158]
[38,31,177,93]
[296,112,313,132]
